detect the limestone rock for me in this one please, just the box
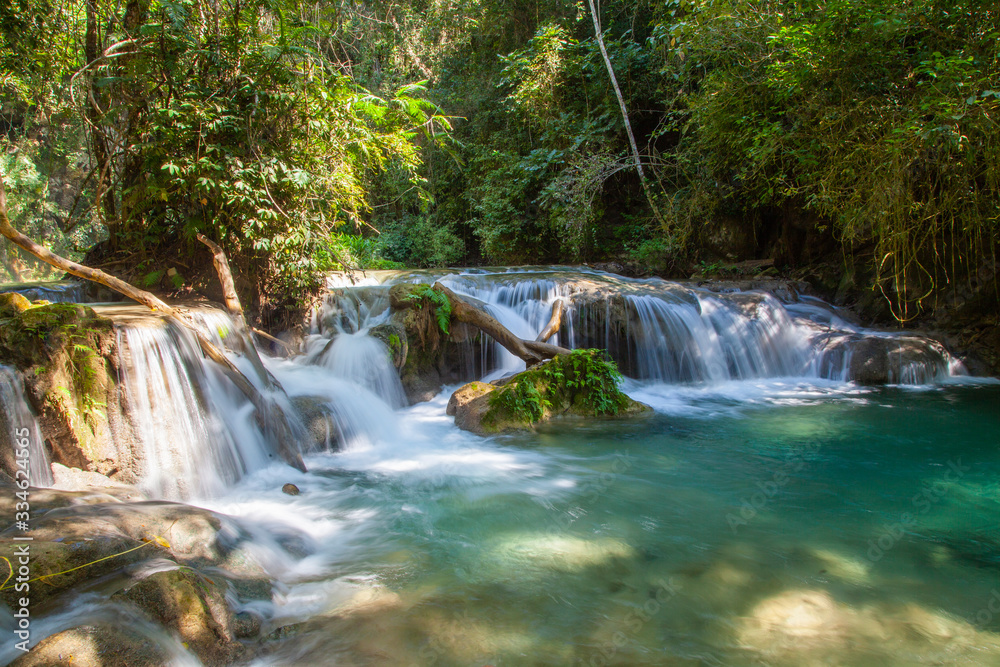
[0,291,31,317]
[9,624,170,667]
[446,381,493,416]
[113,569,245,666]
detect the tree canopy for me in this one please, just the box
[2,0,997,322]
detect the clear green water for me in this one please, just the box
[232,382,1000,666]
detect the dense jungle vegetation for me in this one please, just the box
[1,0,997,326]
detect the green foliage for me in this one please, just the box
[404,284,452,335]
[1,0,455,305]
[487,349,629,426]
[648,0,999,317]
[490,379,550,423]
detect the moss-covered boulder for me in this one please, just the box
[451,350,651,436]
[0,291,31,317]
[388,283,486,403]
[0,301,139,481]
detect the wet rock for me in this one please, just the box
[368,321,408,370]
[50,463,144,500]
[9,624,170,667]
[446,381,493,416]
[281,483,300,495]
[845,335,952,385]
[113,569,245,666]
[0,530,156,608]
[0,302,141,484]
[290,396,341,451]
[849,337,891,385]
[233,611,263,638]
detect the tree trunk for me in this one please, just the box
[197,233,275,387]
[587,0,666,228]
[432,283,572,365]
[535,298,564,343]
[85,0,118,242]
[0,180,306,472]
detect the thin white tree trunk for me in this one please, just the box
[587,0,666,227]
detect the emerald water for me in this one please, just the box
[214,380,1000,666]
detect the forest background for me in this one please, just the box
[1,0,997,333]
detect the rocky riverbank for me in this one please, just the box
[0,470,280,666]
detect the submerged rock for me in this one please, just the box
[1,483,271,666]
[291,395,341,451]
[282,482,300,495]
[451,351,651,436]
[815,333,955,385]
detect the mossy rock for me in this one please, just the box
[0,291,31,318]
[451,351,651,435]
[0,302,125,478]
[368,321,408,369]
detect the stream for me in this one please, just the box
[4,267,1000,666]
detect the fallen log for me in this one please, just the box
[196,233,276,387]
[431,283,571,365]
[0,181,306,472]
[535,298,564,343]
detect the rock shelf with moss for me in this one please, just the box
[449,350,651,435]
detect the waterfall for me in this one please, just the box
[2,281,87,304]
[324,268,962,386]
[0,267,963,502]
[305,331,407,410]
[116,319,275,499]
[0,365,53,487]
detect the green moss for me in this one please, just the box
[0,292,31,317]
[484,349,631,428]
[0,302,113,420]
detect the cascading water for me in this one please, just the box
[303,332,407,410]
[0,364,53,487]
[326,267,963,386]
[115,317,276,499]
[1,280,87,304]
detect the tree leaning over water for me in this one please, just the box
[1,0,452,314]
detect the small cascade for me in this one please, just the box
[304,331,407,409]
[319,267,963,386]
[116,320,275,499]
[1,280,87,303]
[0,365,53,487]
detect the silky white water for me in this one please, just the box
[0,364,53,487]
